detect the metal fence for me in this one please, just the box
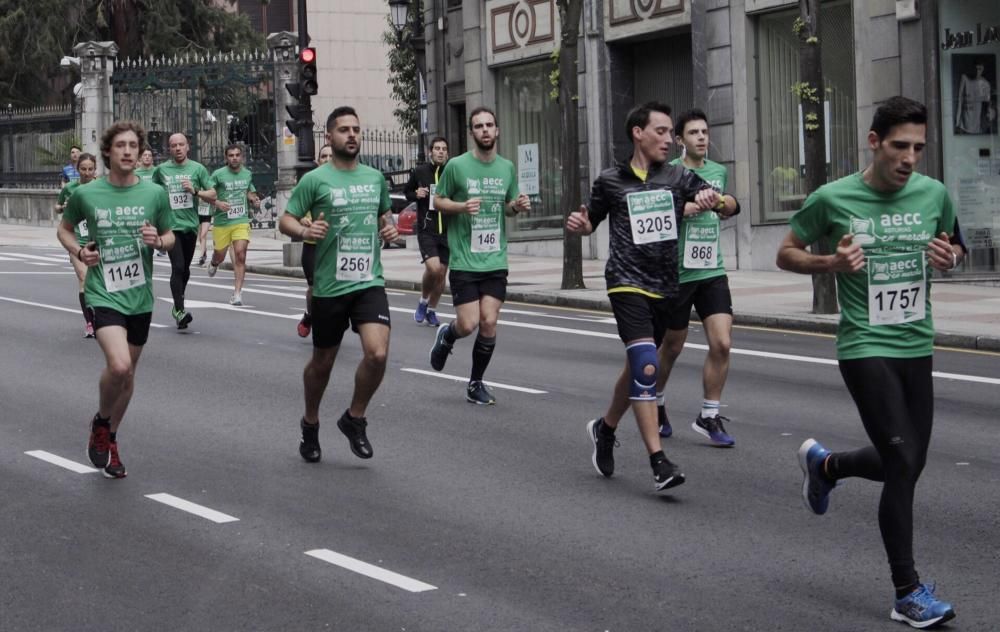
[312,128,419,188]
[0,104,77,188]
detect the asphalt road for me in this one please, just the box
[1,245,997,631]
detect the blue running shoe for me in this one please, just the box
[414,301,428,324]
[658,404,672,438]
[890,583,956,629]
[798,438,836,515]
[425,309,440,327]
[692,414,734,447]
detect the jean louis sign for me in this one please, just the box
[942,23,1000,51]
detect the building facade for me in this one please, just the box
[421,0,1000,276]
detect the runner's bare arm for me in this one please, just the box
[777,231,864,274]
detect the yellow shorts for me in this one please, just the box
[212,222,251,251]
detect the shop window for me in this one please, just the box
[940,0,1000,274]
[755,0,857,223]
[496,60,564,239]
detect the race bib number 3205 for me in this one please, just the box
[627,190,677,245]
[867,252,926,326]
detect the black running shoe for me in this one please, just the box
[652,456,685,491]
[299,418,321,463]
[103,441,126,479]
[87,414,111,468]
[658,405,672,438]
[692,414,735,447]
[429,323,453,371]
[336,410,373,459]
[466,380,496,405]
[586,418,617,478]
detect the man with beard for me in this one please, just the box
[279,106,398,464]
[153,132,216,329]
[405,136,450,326]
[428,107,531,405]
[566,102,719,492]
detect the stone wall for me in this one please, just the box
[0,189,60,226]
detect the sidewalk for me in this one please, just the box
[3,223,999,351]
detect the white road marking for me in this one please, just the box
[1,252,67,263]
[956,462,970,466]
[400,368,547,394]
[0,296,80,314]
[0,256,22,261]
[25,261,57,266]
[304,549,437,593]
[157,297,300,320]
[0,271,73,275]
[25,450,99,473]
[144,493,239,524]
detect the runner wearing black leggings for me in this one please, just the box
[776,96,966,629]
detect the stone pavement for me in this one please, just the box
[3,223,999,351]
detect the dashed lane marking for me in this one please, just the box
[400,368,547,394]
[144,493,240,524]
[305,549,437,593]
[25,450,99,474]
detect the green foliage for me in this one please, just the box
[791,81,820,104]
[34,132,83,166]
[382,3,422,136]
[548,48,560,101]
[0,0,264,107]
[792,17,806,36]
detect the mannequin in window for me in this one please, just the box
[956,59,993,134]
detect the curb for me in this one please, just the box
[238,262,1000,353]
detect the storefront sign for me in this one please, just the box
[941,22,1000,50]
[517,143,540,196]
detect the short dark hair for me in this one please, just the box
[326,106,359,130]
[224,143,243,155]
[140,145,153,155]
[624,101,672,144]
[100,121,147,169]
[76,152,98,168]
[317,144,332,161]
[468,106,497,130]
[870,97,927,139]
[674,108,709,137]
[69,144,82,152]
[429,135,448,149]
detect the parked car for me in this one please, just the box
[396,202,417,236]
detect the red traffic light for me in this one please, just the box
[300,48,316,64]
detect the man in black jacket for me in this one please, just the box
[567,102,720,492]
[405,136,450,326]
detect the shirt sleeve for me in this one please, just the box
[379,175,391,215]
[152,166,165,188]
[63,188,83,226]
[678,167,711,202]
[587,176,610,230]
[790,188,830,245]
[197,165,211,191]
[285,173,313,218]
[505,161,520,203]
[155,188,173,232]
[436,162,455,199]
[57,185,72,206]
[404,168,419,202]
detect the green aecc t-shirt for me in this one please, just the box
[152,159,211,233]
[670,158,729,283]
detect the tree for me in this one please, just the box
[793,0,836,314]
[0,0,264,107]
[382,2,422,136]
[555,0,585,290]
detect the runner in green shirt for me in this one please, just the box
[134,147,156,183]
[279,106,398,464]
[206,144,260,305]
[777,97,964,629]
[55,152,100,338]
[57,121,175,479]
[152,132,217,329]
[428,106,531,406]
[655,109,741,445]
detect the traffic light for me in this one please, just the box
[285,47,318,133]
[285,47,317,167]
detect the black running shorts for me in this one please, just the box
[449,269,507,306]
[311,286,391,349]
[301,243,315,287]
[90,307,153,346]
[417,231,450,265]
[608,292,672,346]
[666,275,733,330]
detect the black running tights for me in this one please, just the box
[168,230,197,311]
[830,356,934,590]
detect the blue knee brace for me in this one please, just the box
[626,341,658,401]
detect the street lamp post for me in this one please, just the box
[388,0,426,165]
